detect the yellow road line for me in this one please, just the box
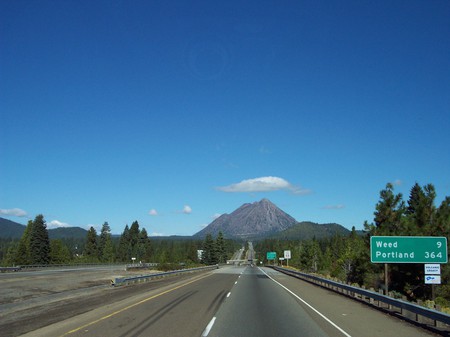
[60,272,213,336]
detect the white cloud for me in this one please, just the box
[48,220,71,229]
[148,209,158,216]
[183,205,192,214]
[322,204,345,210]
[0,208,28,217]
[217,176,311,195]
[151,232,165,237]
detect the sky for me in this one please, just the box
[1,0,449,236]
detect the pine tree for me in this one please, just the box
[102,236,115,263]
[138,228,152,262]
[29,214,50,264]
[201,234,217,265]
[434,197,450,237]
[15,220,33,265]
[84,227,98,261]
[215,232,226,264]
[373,183,405,235]
[98,222,111,260]
[129,221,140,259]
[117,225,130,262]
[50,239,71,264]
[406,183,436,234]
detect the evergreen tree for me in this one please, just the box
[186,240,200,263]
[102,236,115,263]
[138,228,152,262]
[215,232,227,263]
[3,242,18,266]
[50,239,71,264]
[129,221,140,259]
[98,222,111,260]
[337,227,367,283]
[117,225,130,262]
[15,220,33,265]
[84,227,98,261]
[406,183,436,234]
[434,197,450,237]
[201,234,217,265]
[29,214,50,264]
[373,183,405,235]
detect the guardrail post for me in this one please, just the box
[416,300,423,323]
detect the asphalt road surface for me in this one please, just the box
[21,265,437,337]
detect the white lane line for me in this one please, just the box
[234,281,238,284]
[202,317,216,337]
[259,268,352,337]
[227,292,231,298]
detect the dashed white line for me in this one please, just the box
[259,267,352,337]
[227,292,231,298]
[201,317,216,337]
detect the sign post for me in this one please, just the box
[370,236,447,296]
[370,236,447,263]
[425,264,441,300]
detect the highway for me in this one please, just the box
[23,265,436,337]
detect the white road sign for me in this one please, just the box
[424,264,440,275]
[284,250,291,259]
[425,275,441,284]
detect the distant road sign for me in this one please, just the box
[370,236,448,263]
[266,252,277,260]
[284,250,291,259]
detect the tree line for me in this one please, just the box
[255,182,450,304]
[1,217,239,267]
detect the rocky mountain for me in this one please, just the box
[194,199,298,239]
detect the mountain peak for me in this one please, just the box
[258,198,272,204]
[194,199,297,239]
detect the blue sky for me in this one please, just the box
[1,1,449,236]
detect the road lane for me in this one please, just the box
[21,266,243,337]
[205,266,437,337]
[18,265,438,337]
[263,267,436,337]
[206,265,341,337]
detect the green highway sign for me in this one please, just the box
[370,236,448,264]
[266,252,277,260]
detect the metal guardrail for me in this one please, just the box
[7,263,127,270]
[270,266,450,329]
[125,263,158,270]
[0,267,22,272]
[112,265,219,286]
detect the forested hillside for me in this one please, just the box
[0,217,239,267]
